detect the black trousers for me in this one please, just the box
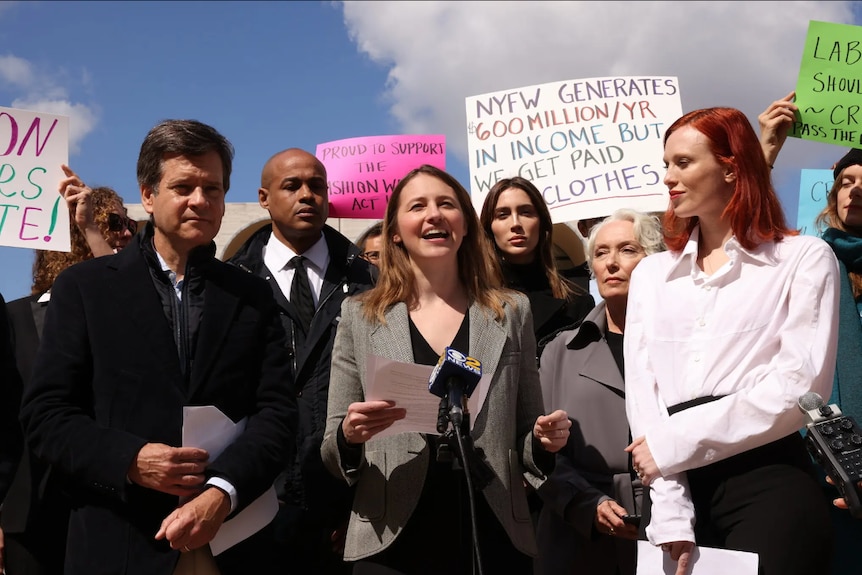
[643,433,833,575]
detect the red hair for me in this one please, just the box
[662,107,794,252]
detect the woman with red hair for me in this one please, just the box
[624,107,839,575]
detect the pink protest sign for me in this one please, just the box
[316,134,446,218]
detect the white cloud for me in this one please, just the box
[10,97,98,154]
[342,1,857,205]
[0,54,34,87]
[1,52,98,154]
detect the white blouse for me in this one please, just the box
[624,226,840,545]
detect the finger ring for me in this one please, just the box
[609,527,616,535]
[182,546,191,552]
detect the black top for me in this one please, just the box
[605,330,624,376]
[500,259,594,358]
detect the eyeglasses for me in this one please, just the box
[361,251,380,263]
[107,213,137,234]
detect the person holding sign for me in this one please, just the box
[535,209,665,575]
[19,120,297,575]
[3,179,134,575]
[321,164,569,574]
[625,107,838,575]
[479,177,594,361]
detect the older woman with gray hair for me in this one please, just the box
[534,208,664,575]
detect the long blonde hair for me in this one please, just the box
[360,165,512,323]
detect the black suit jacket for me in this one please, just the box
[19,235,297,575]
[3,293,70,575]
[0,293,23,504]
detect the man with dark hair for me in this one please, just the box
[20,120,296,575]
[229,148,375,573]
[356,220,383,266]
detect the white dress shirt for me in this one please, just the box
[624,226,840,545]
[263,231,330,305]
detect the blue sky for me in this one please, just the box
[2,1,860,301]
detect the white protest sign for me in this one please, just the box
[0,106,70,251]
[465,76,683,222]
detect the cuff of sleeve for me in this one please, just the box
[206,477,237,513]
[336,419,363,471]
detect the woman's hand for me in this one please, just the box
[341,400,406,444]
[59,164,96,232]
[594,499,638,540]
[758,91,797,169]
[533,409,571,453]
[661,541,695,575]
[625,436,659,486]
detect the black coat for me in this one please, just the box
[500,259,594,361]
[19,231,297,575]
[0,293,23,504]
[3,293,69,574]
[228,224,376,526]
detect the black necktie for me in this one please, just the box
[290,256,315,334]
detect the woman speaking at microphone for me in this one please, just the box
[321,165,569,574]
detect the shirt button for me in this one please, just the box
[693,355,701,363]
[704,285,712,291]
[698,318,706,327]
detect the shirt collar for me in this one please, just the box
[264,231,328,274]
[665,225,779,281]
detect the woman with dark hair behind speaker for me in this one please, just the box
[479,177,594,362]
[624,107,839,575]
[321,165,570,574]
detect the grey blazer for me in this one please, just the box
[321,293,551,561]
[534,302,640,575]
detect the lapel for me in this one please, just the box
[109,242,185,389]
[294,256,349,374]
[567,303,626,394]
[468,301,506,411]
[28,295,48,341]
[189,272,239,397]
[371,303,414,364]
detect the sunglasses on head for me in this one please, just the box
[107,213,137,234]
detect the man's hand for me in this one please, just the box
[128,442,209,497]
[155,487,231,551]
[533,410,571,453]
[661,541,695,575]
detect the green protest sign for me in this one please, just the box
[791,20,862,147]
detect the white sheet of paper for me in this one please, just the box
[364,355,491,439]
[636,541,758,575]
[182,406,278,556]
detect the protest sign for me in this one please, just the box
[0,106,70,251]
[796,168,833,236]
[316,134,446,218]
[465,76,682,222]
[791,20,862,147]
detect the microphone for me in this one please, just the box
[798,392,862,518]
[428,347,482,430]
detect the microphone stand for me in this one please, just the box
[436,395,493,575]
